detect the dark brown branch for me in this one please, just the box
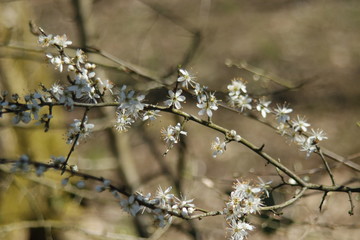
[260,187,307,211]
[319,191,328,212]
[62,107,90,174]
[347,191,354,216]
[318,147,336,186]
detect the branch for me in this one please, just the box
[347,191,355,216]
[319,191,328,212]
[3,100,360,194]
[62,107,90,173]
[260,187,307,211]
[318,147,336,186]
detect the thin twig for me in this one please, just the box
[260,187,307,211]
[1,158,360,223]
[318,147,336,186]
[347,191,354,216]
[319,191,328,212]
[245,111,360,172]
[62,107,90,174]
[225,59,297,89]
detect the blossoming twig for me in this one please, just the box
[62,107,90,173]
[1,25,358,240]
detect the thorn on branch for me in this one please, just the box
[347,191,354,216]
[257,144,265,152]
[319,191,328,212]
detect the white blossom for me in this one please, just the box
[300,141,317,157]
[13,111,31,124]
[256,98,271,118]
[58,90,74,110]
[230,95,252,112]
[276,122,290,136]
[11,155,30,172]
[35,165,47,176]
[197,92,218,117]
[274,103,293,123]
[161,123,187,147]
[50,83,64,100]
[155,186,175,208]
[228,130,241,141]
[68,74,93,99]
[52,34,72,48]
[66,117,94,145]
[164,89,186,109]
[292,115,310,132]
[38,34,53,47]
[51,156,66,165]
[120,195,142,216]
[118,85,145,118]
[227,219,254,240]
[309,128,328,143]
[142,110,161,121]
[152,209,173,228]
[97,78,114,94]
[211,137,226,158]
[177,69,196,89]
[27,102,40,120]
[46,54,64,72]
[75,49,87,65]
[228,78,247,96]
[114,109,135,132]
[194,83,208,103]
[173,196,195,218]
[294,134,307,145]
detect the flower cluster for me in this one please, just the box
[10,155,31,173]
[211,137,227,158]
[8,155,195,228]
[142,110,161,121]
[174,69,220,119]
[9,92,43,125]
[1,30,167,151]
[224,179,269,240]
[145,186,195,226]
[6,153,199,234]
[161,123,187,151]
[39,33,114,109]
[95,179,112,192]
[211,130,241,158]
[116,186,195,228]
[117,85,145,118]
[228,78,252,112]
[115,85,147,132]
[66,117,94,145]
[225,79,328,157]
[177,69,196,89]
[197,92,218,118]
[288,114,328,157]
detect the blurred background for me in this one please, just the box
[0,0,359,239]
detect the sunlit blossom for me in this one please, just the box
[164,89,186,109]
